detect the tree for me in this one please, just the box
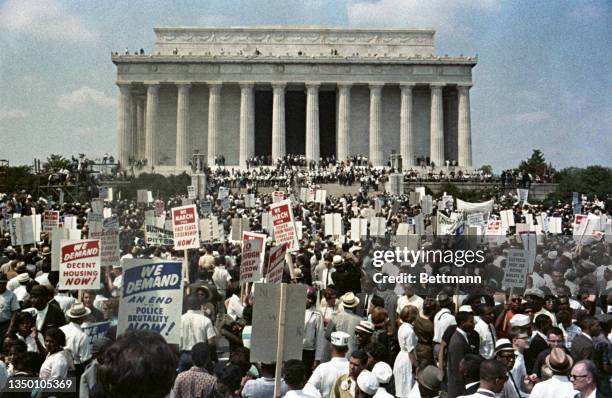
[518,149,553,178]
[43,154,71,173]
[547,166,612,204]
[479,165,493,175]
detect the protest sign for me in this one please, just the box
[145,224,174,246]
[221,198,230,211]
[218,187,229,200]
[154,200,165,216]
[89,218,120,268]
[549,217,562,234]
[415,187,426,200]
[502,249,529,290]
[266,244,286,284]
[187,185,196,200]
[82,321,111,352]
[370,217,387,237]
[98,186,109,200]
[250,283,306,363]
[171,205,199,250]
[436,212,456,236]
[350,218,368,241]
[421,195,433,215]
[91,199,104,215]
[200,217,220,242]
[272,191,285,203]
[240,239,263,284]
[466,212,485,229]
[137,190,150,204]
[409,192,420,206]
[520,231,538,273]
[118,260,183,344]
[243,231,267,267]
[486,219,504,245]
[63,216,78,230]
[500,209,515,232]
[244,194,256,208]
[231,218,250,241]
[43,211,60,233]
[59,239,101,289]
[200,201,212,216]
[324,213,343,237]
[315,189,327,205]
[517,188,529,203]
[270,200,299,252]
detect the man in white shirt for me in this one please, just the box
[433,294,456,362]
[283,359,321,398]
[179,295,216,371]
[397,286,424,317]
[60,302,92,370]
[529,348,578,398]
[474,305,496,359]
[306,331,350,398]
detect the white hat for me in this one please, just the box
[494,338,514,355]
[357,370,379,395]
[458,305,473,313]
[332,255,343,265]
[372,361,393,384]
[16,273,30,283]
[340,292,360,308]
[67,302,92,319]
[509,314,531,327]
[349,245,362,253]
[330,331,350,347]
[547,251,558,260]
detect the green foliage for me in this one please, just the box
[43,154,71,173]
[479,165,493,175]
[518,149,553,177]
[438,182,499,202]
[121,173,192,200]
[547,166,612,204]
[3,166,40,194]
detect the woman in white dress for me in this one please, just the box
[39,328,69,379]
[394,305,418,397]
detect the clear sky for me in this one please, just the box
[1,0,610,172]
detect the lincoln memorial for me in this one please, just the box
[112,26,477,173]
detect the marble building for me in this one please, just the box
[112,26,477,172]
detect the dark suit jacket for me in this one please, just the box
[525,333,548,373]
[465,383,480,395]
[41,303,67,334]
[570,334,595,362]
[447,330,472,398]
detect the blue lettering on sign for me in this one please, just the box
[122,262,182,298]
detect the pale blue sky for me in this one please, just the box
[1,0,610,172]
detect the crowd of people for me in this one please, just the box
[0,161,609,398]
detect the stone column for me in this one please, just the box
[429,83,445,167]
[135,97,145,160]
[336,83,352,162]
[116,83,133,168]
[400,83,415,169]
[207,82,222,167]
[175,83,191,167]
[271,82,286,162]
[368,83,384,167]
[145,83,160,167]
[305,82,320,163]
[239,82,255,168]
[457,84,473,167]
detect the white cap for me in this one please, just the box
[372,361,393,384]
[330,331,350,347]
[509,314,531,327]
[458,305,473,313]
[357,370,379,395]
